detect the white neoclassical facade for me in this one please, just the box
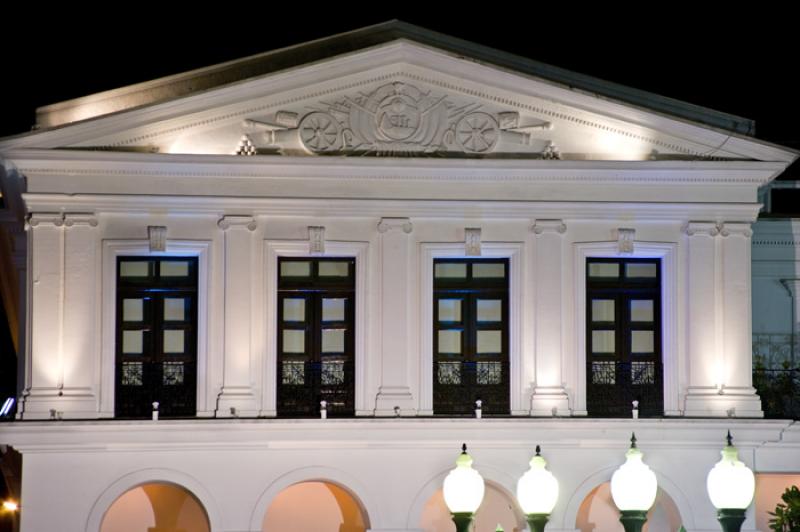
[1,21,799,532]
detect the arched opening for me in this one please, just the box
[100,482,210,532]
[419,482,526,532]
[262,481,370,532]
[575,481,682,532]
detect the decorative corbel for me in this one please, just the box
[616,228,635,255]
[465,228,482,256]
[684,222,720,237]
[63,214,98,228]
[719,222,753,238]
[532,219,567,235]
[377,217,413,234]
[308,226,325,254]
[26,213,64,230]
[218,216,257,231]
[148,226,167,252]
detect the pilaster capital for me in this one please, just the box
[532,219,566,235]
[63,214,98,228]
[26,213,64,229]
[719,222,753,238]
[218,215,257,231]
[378,217,413,234]
[781,279,800,296]
[684,221,719,237]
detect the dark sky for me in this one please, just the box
[2,11,797,149]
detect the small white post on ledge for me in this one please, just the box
[393,406,401,417]
[320,400,327,419]
[632,400,639,420]
[152,401,159,421]
[475,399,483,419]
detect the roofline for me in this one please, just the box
[34,20,755,135]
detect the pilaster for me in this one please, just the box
[216,216,261,417]
[19,214,65,419]
[530,220,570,415]
[374,217,416,415]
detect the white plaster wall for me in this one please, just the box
[17,204,763,419]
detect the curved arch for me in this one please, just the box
[406,463,519,530]
[562,465,696,531]
[248,466,380,531]
[86,468,222,532]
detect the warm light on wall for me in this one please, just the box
[2,500,18,512]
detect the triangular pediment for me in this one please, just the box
[0,23,794,164]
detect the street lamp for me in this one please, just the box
[443,444,485,532]
[516,445,558,532]
[706,431,755,532]
[610,433,658,532]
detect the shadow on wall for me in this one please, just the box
[576,482,681,532]
[100,482,210,532]
[419,482,526,532]
[262,481,369,532]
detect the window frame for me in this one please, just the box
[264,241,369,417]
[276,257,356,417]
[101,240,211,418]
[573,241,679,417]
[419,243,525,416]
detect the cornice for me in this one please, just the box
[6,150,787,186]
[21,194,764,222]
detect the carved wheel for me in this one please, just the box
[299,112,342,153]
[456,112,499,153]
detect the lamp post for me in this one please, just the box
[443,444,485,532]
[516,445,558,532]
[610,433,658,532]
[706,431,755,532]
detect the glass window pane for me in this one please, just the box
[477,330,502,353]
[322,329,345,353]
[120,261,149,277]
[438,330,461,354]
[319,261,349,277]
[164,298,186,321]
[322,298,346,322]
[283,330,305,353]
[592,300,615,322]
[630,300,654,322]
[473,263,505,278]
[477,299,502,322]
[160,261,190,277]
[435,263,467,279]
[280,261,311,277]
[588,263,619,278]
[631,331,655,353]
[321,361,345,385]
[592,331,615,353]
[438,299,462,322]
[283,298,306,322]
[626,263,657,278]
[123,299,144,322]
[122,330,143,354]
[163,330,185,353]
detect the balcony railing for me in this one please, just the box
[753,366,800,420]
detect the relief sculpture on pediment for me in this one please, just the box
[239,81,554,157]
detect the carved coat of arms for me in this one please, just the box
[239,82,554,157]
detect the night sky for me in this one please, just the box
[2,12,797,154]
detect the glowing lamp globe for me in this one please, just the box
[707,433,755,511]
[443,444,485,514]
[516,446,559,515]
[610,434,658,512]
